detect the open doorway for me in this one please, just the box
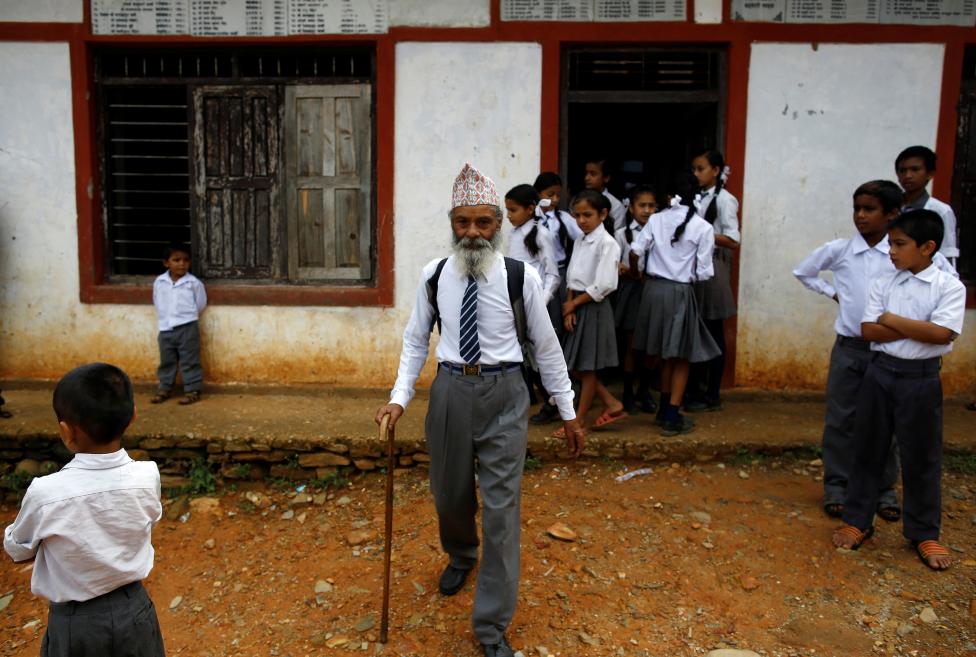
[560,47,726,198]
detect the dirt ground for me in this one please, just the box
[2,457,975,657]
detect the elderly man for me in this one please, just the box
[375,163,583,657]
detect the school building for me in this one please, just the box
[0,0,973,393]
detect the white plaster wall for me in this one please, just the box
[737,42,975,393]
[389,0,490,28]
[0,0,82,22]
[394,42,542,309]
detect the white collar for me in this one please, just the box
[156,272,194,287]
[852,232,888,255]
[581,223,608,243]
[62,449,133,471]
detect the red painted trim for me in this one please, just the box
[0,22,81,41]
[934,41,964,202]
[540,37,560,173]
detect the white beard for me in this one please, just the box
[452,231,501,278]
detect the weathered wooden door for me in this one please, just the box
[284,84,372,281]
[191,85,280,279]
[952,84,976,281]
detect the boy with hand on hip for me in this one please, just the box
[4,363,166,655]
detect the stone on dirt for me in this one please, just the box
[739,576,759,591]
[546,522,577,542]
[706,651,761,657]
[354,614,376,632]
[918,607,938,624]
[0,593,12,613]
[203,538,216,550]
[896,622,914,637]
[189,497,220,515]
[169,596,182,610]
[347,529,375,546]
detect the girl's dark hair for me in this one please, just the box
[853,180,903,213]
[571,188,612,227]
[533,171,562,192]
[668,172,700,244]
[506,184,542,257]
[624,184,658,244]
[697,150,726,225]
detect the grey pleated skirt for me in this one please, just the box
[633,277,721,363]
[613,276,644,331]
[562,298,618,371]
[694,247,737,320]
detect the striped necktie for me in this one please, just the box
[459,275,481,364]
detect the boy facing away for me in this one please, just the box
[151,243,207,405]
[4,363,165,655]
[831,210,965,570]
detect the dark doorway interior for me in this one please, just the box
[951,45,976,283]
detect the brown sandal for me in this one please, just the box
[178,391,201,405]
[150,392,171,404]
[913,540,952,570]
[832,524,875,550]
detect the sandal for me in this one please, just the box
[150,392,171,404]
[966,402,976,412]
[551,426,567,439]
[832,524,875,550]
[877,506,901,523]
[593,409,627,429]
[178,391,201,405]
[823,503,844,519]
[913,540,952,570]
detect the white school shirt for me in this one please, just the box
[615,219,646,270]
[602,189,628,234]
[697,186,741,243]
[902,191,960,261]
[390,253,576,420]
[861,264,966,360]
[153,271,207,331]
[794,233,958,338]
[542,209,583,265]
[3,449,162,603]
[565,223,621,302]
[633,205,715,283]
[507,220,561,304]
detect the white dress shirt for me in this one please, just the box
[4,450,162,602]
[153,271,207,331]
[615,219,646,269]
[633,205,715,283]
[541,209,583,265]
[862,264,966,359]
[390,253,576,420]
[565,224,621,302]
[697,187,740,243]
[602,189,628,233]
[903,191,960,261]
[507,220,561,304]
[794,233,958,338]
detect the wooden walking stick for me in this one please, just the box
[379,413,395,643]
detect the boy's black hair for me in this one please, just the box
[585,157,614,178]
[505,184,542,257]
[895,145,937,172]
[533,171,562,192]
[853,180,903,214]
[889,209,944,251]
[163,242,191,260]
[53,363,135,445]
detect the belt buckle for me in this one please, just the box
[463,364,481,376]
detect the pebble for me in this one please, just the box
[23,619,41,631]
[514,652,525,657]
[169,595,183,610]
[706,650,761,657]
[691,511,712,524]
[313,493,327,505]
[314,580,333,604]
[809,458,823,467]
[244,491,271,509]
[189,497,221,515]
[281,509,295,520]
[326,636,350,648]
[337,496,352,506]
[536,647,550,656]
[546,522,577,542]
[738,471,750,480]
[297,512,307,524]
[347,530,375,546]
[919,607,938,624]
[203,538,216,550]
[0,593,12,613]
[896,622,915,638]
[739,576,759,591]
[354,614,376,632]
[578,630,600,646]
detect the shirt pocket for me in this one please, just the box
[176,286,197,314]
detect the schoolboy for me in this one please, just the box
[895,145,959,265]
[152,243,207,405]
[4,363,165,655]
[832,210,965,571]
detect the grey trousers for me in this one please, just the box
[822,337,899,508]
[425,366,529,645]
[157,321,203,393]
[42,581,165,657]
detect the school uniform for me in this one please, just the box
[153,271,207,394]
[632,205,721,362]
[541,209,583,336]
[508,219,561,335]
[3,449,165,656]
[901,191,960,264]
[603,189,628,235]
[842,265,965,541]
[562,223,621,371]
[613,219,646,332]
[391,251,575,646]
[694,186,739,319]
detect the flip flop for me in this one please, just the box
[877,506,901,523]
[966,402,976,412]
[823,503,844,518]
[593,409,627,429]
[551,427,567,439]
[832,524,875,551]
[913,540,952,570]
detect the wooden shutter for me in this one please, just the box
[191,85,280,279]
[285,84,372,281]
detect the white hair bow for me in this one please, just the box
[535,197,552,219]
[670,195,682,208]
[721,165,731,183]
[693,193,703,212]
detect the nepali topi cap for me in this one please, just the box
[451,163,500,209]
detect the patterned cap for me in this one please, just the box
[451,163,500,209]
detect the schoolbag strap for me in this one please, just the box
[503,257,528,348]
[426,258,449,334]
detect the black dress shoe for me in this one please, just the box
[530,402,559,425]
[438,564,471,596]
[482,636,514,657]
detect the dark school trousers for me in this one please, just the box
[157,321,202,393]
[842,353,943,542]
[42,581,165,657]
[425,364,529,645]
[822,336,899,509]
